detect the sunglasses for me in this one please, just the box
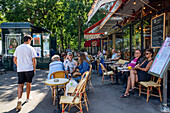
[145,53,150,55]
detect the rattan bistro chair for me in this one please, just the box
[67,71,90,111]
[60,78,86,113]
[50,71,66,105]
[100,63,114,85]
[87,64,94,92]
[139,76,162,103]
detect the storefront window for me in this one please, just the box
[143,18,152,49]
[115,37,123,51]
[123,27,130,60]
[132,22,141,52]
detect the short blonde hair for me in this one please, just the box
[51,55,60,61]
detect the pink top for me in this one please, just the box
[128,58,138,68]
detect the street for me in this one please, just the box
[0,70,161,113]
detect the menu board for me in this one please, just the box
[151,13,165,48]
[149,37,170,78]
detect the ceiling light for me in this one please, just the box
[143,7,145,9]
[133,0,136,5]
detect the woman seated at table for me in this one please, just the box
[121,49,153,98]
[74,52,90,82]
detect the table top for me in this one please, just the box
[121,69,130,72]
[117,67,129,72]
[45,78,69,86]
[104,61,115,64]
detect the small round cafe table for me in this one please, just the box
[45,78,69,110]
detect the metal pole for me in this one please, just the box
[91,39,92,55]
[130,24,132,60]
[141,19,144,56]
[161,70,170,112]
[100,39,101,51]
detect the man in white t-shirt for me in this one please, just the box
[64,52,77,74]
[13,35,37,111]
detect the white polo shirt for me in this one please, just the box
[14,44,37,72]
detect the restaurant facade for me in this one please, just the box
[85,0,170,59]
[84,0,170,103]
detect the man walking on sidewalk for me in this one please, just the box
[13,35,37,111]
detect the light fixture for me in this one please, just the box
[132,9,135,13]
[133,0,136,5]
[150,11,152,13]
[143,7,145,9]
[103,12,105,14]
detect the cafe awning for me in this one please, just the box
[95,0,123,33]
[84,19,104,39]
[87,0,118,24]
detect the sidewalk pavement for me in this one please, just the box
[0,70,163,113]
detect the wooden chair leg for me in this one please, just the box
[51,86,54,100]
[68,104,71,111]
[53,87,56,105]
[90,80,94,92]
[158,87,162,102]
[85,92,89,105]
[62,104,65,113]
[111,74,114,84]
[102,75,104,85]
[79,103,83,113]
[84,96,89,111]
[146,87,150,103]
[87,81,90,90]
[139,84,141,96]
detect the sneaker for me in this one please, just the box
[16,101,22,111]
[26,96,33,103]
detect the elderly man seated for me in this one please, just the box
[47,55,65,80]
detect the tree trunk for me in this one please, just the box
[64,36,67,50]
[68,36,70,48]
[60,29,64,52]
[78,17,81,50]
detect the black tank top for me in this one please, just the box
[140,59,152,68]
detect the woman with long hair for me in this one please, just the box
[74,52,90,82]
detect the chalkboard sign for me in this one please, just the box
[149,37,170,78]
[151,13,165,48]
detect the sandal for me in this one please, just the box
[129,87,135,95]
[120,93,130,98]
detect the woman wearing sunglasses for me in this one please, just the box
[121,49,153,98]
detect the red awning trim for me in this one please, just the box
[84,18,104,33]
[84,39,103,47]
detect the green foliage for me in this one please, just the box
[1,0,104,51]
